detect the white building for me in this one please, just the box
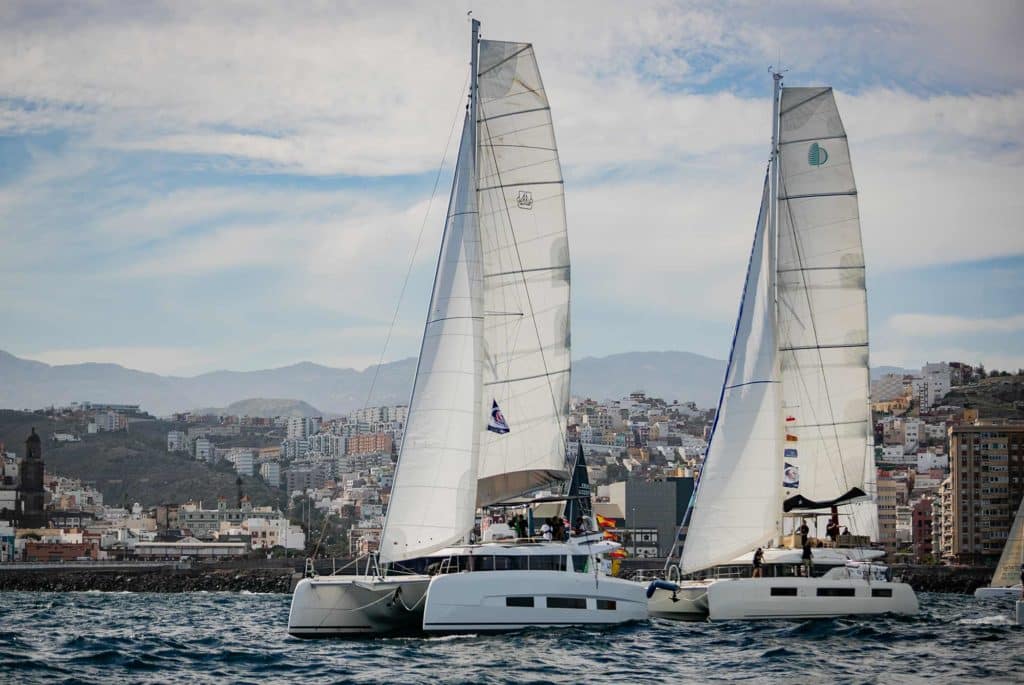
[917,452,950,472]
[286,416,307,441]
[195,438,214,462]
[259,461,281,488]
[224,448,255,476]
[167,430,187,452]
[921,362,952,407]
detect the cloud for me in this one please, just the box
[887,314,1024,336]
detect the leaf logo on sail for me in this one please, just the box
[808,142,829,167]
[516,190,533,210]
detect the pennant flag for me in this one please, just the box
[595,514,617,529]
[786,416,796,422]
[784,448,798,459]
[785,434,799,442]
[487,399,510,434]
[783,462,800,489]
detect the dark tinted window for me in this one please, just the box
[506,596,534,607]
[546,597,586,609]
[596,599,617,610]
[572,555,589,572]
[530,555,566,571]
[872,588,893,598]
[492,555,526,571]
[770,587,797,596]
[817,587,856,597]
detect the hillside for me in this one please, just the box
[942,373,1024,419]
[193,398,322,418]
[0,411,284,509]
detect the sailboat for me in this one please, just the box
[649,72,918,621]
[974,496,1024,600]
[287,18,647,637]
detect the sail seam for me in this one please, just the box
[485,265,569,278]
[778,266,863,273]
[483,368,570,386]
[779,88,832,116]
[426,316,485,325]
[478,106,551,123]
[477,180,564,192]
[477,44,532,77]
[779,342,867,352]
[448,211,479,218]
[779,191,857,201]
[792,419,869,428]
[780,134,847,146]
[724,380,778,390]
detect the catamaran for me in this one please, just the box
[287,19,647,637]
[648,72,918,621]
[974,495,1024,600]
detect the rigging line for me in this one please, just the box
[478,82,569,457]
[360,73,469,415]
[779,160,854,495]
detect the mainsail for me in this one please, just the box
[680,82,877,573]
[380,28,570,561]
[990,496,1024,587]
[379,116,483,564]
[475,40,571,506]
[776,87,873,530]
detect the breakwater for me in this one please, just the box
[0,565,294,593]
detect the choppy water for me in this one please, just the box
[0,591,1021,683]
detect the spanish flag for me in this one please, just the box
[609,548,627,559]
[603,530,619,541]
[785,434,799,442]
[595,514,617,529]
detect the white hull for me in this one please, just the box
[974,585,1023,600]
[422,570,648,632]
[287,575,430,638]
[706,577,919,620]
[647,580,713,620]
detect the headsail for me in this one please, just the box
[680,177,784,574]
[564,443,593,526]
[475,40,571,506]
[379,113,483,563]
[991,496,1024,587]
[776,88,872,513]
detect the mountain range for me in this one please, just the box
[0,349,731,416]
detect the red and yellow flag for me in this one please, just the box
[609,548,627,559]
[603,530,619,541]
[785,434,799,442]
[595,514,617,529]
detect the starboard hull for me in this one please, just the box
[705,577,919,621]
[287,575,430,638]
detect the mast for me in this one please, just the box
[469,18,480,184]
[768,70,784,541]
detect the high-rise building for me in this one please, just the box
[259,462,281,488]
[287,417,307,440]
[876,470,898,554]
[18,429,47,528]
[945,420,1024,564]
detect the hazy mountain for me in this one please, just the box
[2,348,919,416]
[192,398,323,418]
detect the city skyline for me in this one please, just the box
[2,2,1022,376]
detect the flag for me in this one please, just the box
[595,514,617,529]
[786,416,796,422]
[784,448,798,459]
[783,462,800,489]
[603,530,619,541]
[487,399,510,434]
[785,434,799,442]
[609,548,627,559]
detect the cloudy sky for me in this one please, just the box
[1,1,1022,376]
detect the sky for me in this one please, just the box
[1,1,1022,376]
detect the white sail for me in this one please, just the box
[991,496,1024,587]
[776,87,871,505]
[474,40,571,506]
[379,114,483,563]
[681,178,783,574]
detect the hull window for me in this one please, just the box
[530,556,568,572]
[817,587,856,597]
[572,555,589,572]
[506,596,535,607]
[546,597,586,609]
[596,599,617,610]
[770,587,798,596]
[871,588,893,598]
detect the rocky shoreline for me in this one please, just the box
[0,568,296,593]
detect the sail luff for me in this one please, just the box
[991,496,1024,587]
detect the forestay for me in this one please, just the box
[776,88,872,520]
[681,179,783,574]
[474,40,571,506]
[379,116,483,563]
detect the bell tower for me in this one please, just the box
[18,428,46,528]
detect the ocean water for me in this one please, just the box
[0,591,1021,684]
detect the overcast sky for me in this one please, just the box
[1,1,1022,376]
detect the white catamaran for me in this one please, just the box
[649,72,918,621]
[287,19,647,637]
[974,495,1024,600]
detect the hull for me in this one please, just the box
[706,577,919,621]
[287,575,430,638]
[647,580,713,620]
[974,585,1023,600]
[422,570,648,632]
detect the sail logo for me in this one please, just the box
[516,190,533,210]
[783,463,800,489]
[487,399,510,434]
[808,142,829,167]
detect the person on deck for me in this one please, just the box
[541,519,553,541]
[797,520,810,547]
[801,540,813,577]
[752,547,765,578]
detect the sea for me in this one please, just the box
[1,591,1021,684]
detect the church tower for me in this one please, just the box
[18,428,46,528]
